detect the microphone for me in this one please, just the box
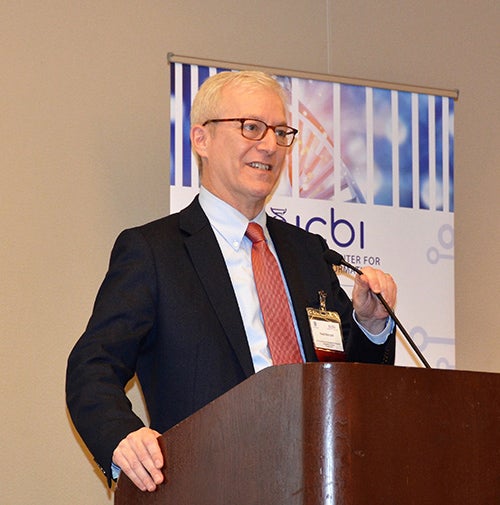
[324,250,431,368]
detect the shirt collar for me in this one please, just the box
[199,186,268,251]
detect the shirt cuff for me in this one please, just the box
[111,461,121,481]
[353,311,394,345]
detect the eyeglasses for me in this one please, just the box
[202,118,298,147]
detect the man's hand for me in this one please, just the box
[112,427,164,492]
[352,266,397,334]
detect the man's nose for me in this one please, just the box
[257,127,277,151]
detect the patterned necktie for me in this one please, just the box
[245,222,302,365]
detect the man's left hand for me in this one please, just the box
[352,266,397,334]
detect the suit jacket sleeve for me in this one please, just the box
[66,204,254,483]
[66,227,157,481]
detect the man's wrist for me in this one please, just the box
[353,311,394,344]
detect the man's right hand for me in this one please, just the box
[112,427,164,492]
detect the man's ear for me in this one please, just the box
[191,125,209,156]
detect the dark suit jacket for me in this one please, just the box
[66,196,395,480]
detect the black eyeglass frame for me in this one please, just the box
[202,118,299,147]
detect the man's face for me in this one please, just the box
[193,83,290,219]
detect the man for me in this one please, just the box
[66,70,397,493]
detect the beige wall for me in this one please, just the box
[1,1,498,503]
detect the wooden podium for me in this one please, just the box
[114,363,500,504]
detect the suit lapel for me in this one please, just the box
[179,197,255,377]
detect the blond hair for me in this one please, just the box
[190,70,288,170]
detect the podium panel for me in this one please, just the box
[115,363,500,504]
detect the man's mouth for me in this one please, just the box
[249,162,272,171]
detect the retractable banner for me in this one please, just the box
[169,60,455,368]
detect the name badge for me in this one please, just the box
[307,291,346,361]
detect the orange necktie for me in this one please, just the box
[246,222,302,365]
